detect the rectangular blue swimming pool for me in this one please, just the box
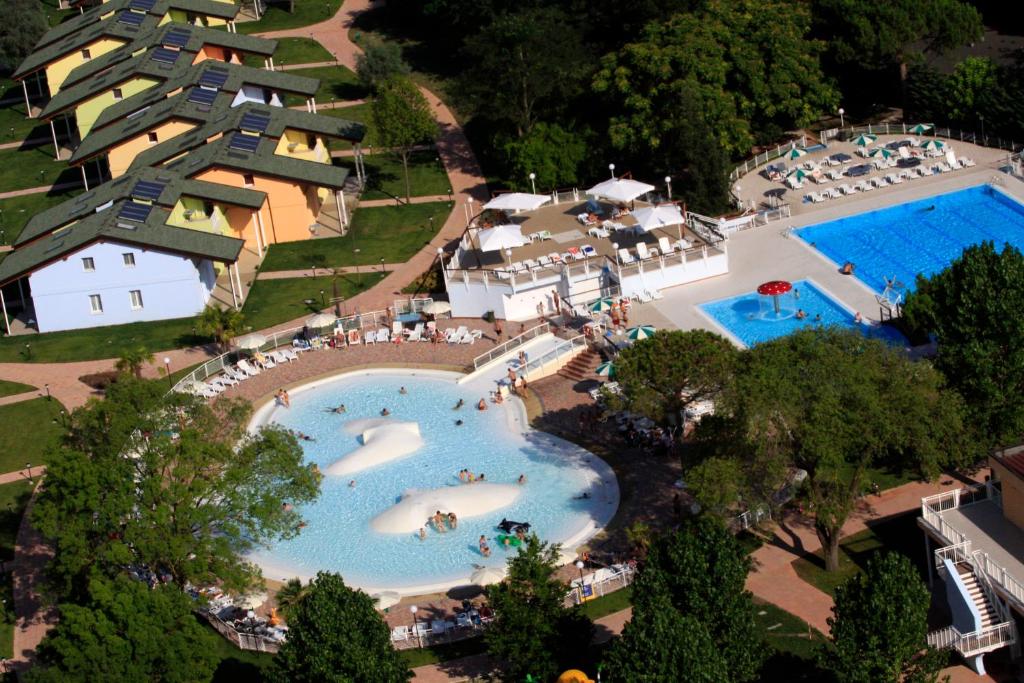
[698,279,907,348]
[794,185,1024,295]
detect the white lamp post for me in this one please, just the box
[608,163,616,179]
[410,605,421,648]
[612,242,620,266]
[575,559,586,603]
[838,108,845,128]
[163,356,172,389]
[665,176,672,201]
[528,172,536,195]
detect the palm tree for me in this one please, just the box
[195,305,245,352]
[115,346,154,379]
[275,578,307,618]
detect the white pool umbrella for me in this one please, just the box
[920,139,945,151]
[853,133,877,146]
[373,591,402,610]
[234,333,267,350]
[477,224,527,252]
[422,300,452,316]
[626,325,656,341]
[482,193,551,212]
[306,312,337,328]
[586,178,656,203]
[469,565,507,586]
[784,147,808,160]
[631,205,684,233]
[595,361,617,378]
[236,591,268,610]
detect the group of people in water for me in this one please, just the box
[419,510,459,540]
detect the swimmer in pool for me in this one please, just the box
[455,419,464,426]
[478,399,487,411]
[349,480,356,488]
[573,492,591,500]
[399,386,408,395]
[518,474,527,485]
[419,527,427,541]
[381,408,391,416]
[448,512,458,529]
[434,510,447,533]
[854,311,863,323]
[454,399,464,410]
[479,535,491,557]
[328,404,347,414]
[795,309,807,320]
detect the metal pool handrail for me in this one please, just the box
[472,323,549,370]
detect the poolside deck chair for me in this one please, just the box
[458,330,476,344]
[537,255,552,268]
[656,236,674,254]
[364,329,376,344]
[838,183,858,195]
[508,261,524,273]
[376,328,390,344]
[635,290,652,303]
[391,625,409,643]
[855,180,874,192]
[549,252,563,264]
[945,150,961,169]
[447,326,468,343]
[587,226,610,239]
[392,321,403,339]
[918,165,934,176]
[267,350,290,365]
[533,230,553,241]
[650,288,664,300]
[191,382,221,399]
[960,157,976,167]
[522,258,539,271]
[581,244,597,258]
[618,248,636,264]
[870,176,888,188]
[407,322,424,342]
[236,359,261,376]
[567,246,583,261]
[885,173,903,185]
[804,191,824,203]
[347,329,361,345]
[936,162,951,173]
[677,238,693,250]
[635,242,652,260]
[280,347,299,361]
[224,366,248,382]
[823,187,841,199]
[898,146,912,160]
[825,169,843,181]
[208,378,235,392]
[897,170,912,181]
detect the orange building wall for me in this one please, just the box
[192,45,244,66]
[991,457,1024,532]
[106,120,197,177]
[224,205,262,255]
[191,167,326,244]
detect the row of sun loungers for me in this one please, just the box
[187,349,301,397]
[803,157,976,203]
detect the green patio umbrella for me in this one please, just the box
[920,139,945,151]
[852,133,877,146]
[626,325,656,341]
[786,167,812,181]
[595,361,617,378]
[589,298,614,313]
[784,147,808,161]
[868,148,894,159]
[909,123,933,135]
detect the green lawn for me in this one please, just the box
[0,189,78,245]
[351,150,449,201]
[259,201,450,271]
[400,636,487,668]
[205,622,272,683]
[791,511,925,597]
[244,38,334,68]
[0,379,34,397]
[285,66,367,106]
[0,398,66,472]
[241,272,387,330]
[0,315,211,363]
[580,586,633,621]
[0,144,79,191]
[237,0,343,34]
[0,477,35,656]
[0,572,13,659]
[321,103,376,147]
[0,100,49,143]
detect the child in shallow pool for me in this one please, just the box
[419,527,426,541]
[479,535,491,557]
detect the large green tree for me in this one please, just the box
[0,0,47,72]
[610,329,737,427]
[355,42,410,94]
[500,122,588,192]
[372,76,437,202]
[821,553,947,683]
[484,536,593,682]
[457,7,592,138]
[270,572,411,683]
[114,345,154,379]
[708,328,970,571]
[604,591,728,682]
[626,517,764,682]
[27,576,219,683]
[33,378,320,600]
[903,242,1024,448]
[595,0,836,158]
[816,0,982,104]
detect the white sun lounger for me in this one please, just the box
[447,326,468,343]
[918,165,934,176]
[581,244,597,258]
[407,322,424,342]
[364,330,376,344]
[236,359,261,376]
[870,176,888,188]
[838,183,858,195]
[635,242,651,259]
[936,162,951,173]
[618,248,635,264]
[960,157,976,167]
[224,366,248,382]
[376,328,390,343]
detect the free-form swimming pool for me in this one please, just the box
[699,279,906,347]
[247,370,618,594]
[795,185,1024,295]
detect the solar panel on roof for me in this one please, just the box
[187,88,218,105]
[198,69,229,88]
[151,47,180,65]
[163,28,191,48]
[129,0,157,10]
[228,132,260,153]
[118,201,153,222]
[239,112,271,133]
[132,180,165,201]
[117,10,145,25]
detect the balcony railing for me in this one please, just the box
[471,323,549,370]
[519,334,586,381]
[928,622,1015,658]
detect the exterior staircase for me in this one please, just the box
[957,563,1002,631]
[557,349,601,383]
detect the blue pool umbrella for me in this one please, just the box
[595,361,617,378]
[852,133,877,146]
[626,325,656,341]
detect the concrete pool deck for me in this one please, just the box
[646,165,1024,336]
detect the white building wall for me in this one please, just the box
[617,250,729,298]
[28,241,216,332]
[231,86,283,108]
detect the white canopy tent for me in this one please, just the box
[482,192,551,212]
[631,204,686,241]
[477,224,528,252]
[586,178,656,203]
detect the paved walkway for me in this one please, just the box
[0,466,45,486]
[256,263,405,280]
[0,138,47,151]
[0,390,42,407]
[359,194,451,208]
[0,180,81,200]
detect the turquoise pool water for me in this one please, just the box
[699,280,906,347]
[247,370,617,593]
[795,185,1024,294]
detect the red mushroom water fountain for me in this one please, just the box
[757,280,793,315]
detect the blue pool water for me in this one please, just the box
[248,370,617,592]
[699,280,906,347]
[795,185,1024,294]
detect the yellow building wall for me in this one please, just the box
[106,119,196,177]
[43,37,128,96]
[274,130,330,164]
[192,167,323,244]
[167,197,262,255]
[74,76,161,138]
[991,457,1024,532]
[162,9,228,27]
